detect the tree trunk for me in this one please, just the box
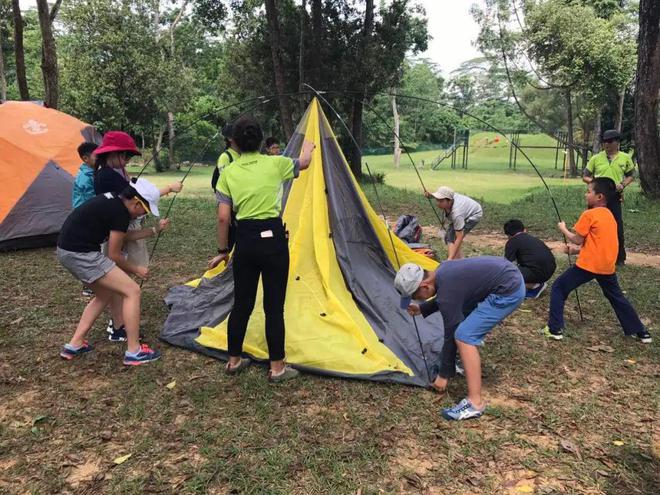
[634,0,660,198]
[0,27,7,101]
[310,0,322,90]
[565,90,578,177]
[614,88,625,133]
[348,0,374,179]
[36,0,59,108]
[11,0,29,100]
[167,111,174,169]
[298,0,306,111]
[153,126,165,172]
[592,110,602,153]
[392,90,401,168]
[264,0,294,140]
[165,0,188,169]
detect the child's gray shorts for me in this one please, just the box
[445,218,480,244]
[57,248,116,285]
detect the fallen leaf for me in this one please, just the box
[624,359,636,365]
[586,345,615,353]
[10,317,24,325]
[113,454,132,465]
[32,415,48,426]
[166,381,176,390]
[612,440,624,446]
[627,209,639,213]
[560,439,580,456]
[596,470,610,477]
[518,309,532,313]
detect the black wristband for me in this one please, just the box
[217,247,230,254]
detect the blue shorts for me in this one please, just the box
[455,275,525,345]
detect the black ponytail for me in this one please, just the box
[233,115,263,152]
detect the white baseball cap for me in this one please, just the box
[394,263,424,309]
[130,177,160,217]
[430,186,454,200]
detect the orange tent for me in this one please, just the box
[0,102,100,250]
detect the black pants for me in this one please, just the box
[228,218,289,361]
[547,266,644,335]
[607,193,626,264]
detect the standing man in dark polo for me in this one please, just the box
[583,129,635,265]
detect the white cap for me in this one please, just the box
[130,177,160,217]
[394,263,424,309]
[430,186,454,200]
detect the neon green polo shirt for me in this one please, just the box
[585,150,635,184]
[217,152,298,220]
[216,147,239,170]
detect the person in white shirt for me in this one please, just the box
[425,186,483,260]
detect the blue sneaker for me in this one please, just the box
[441,398,485,421]
[525,282,548,299]
[123,344,161,366]
[60,341,94,360]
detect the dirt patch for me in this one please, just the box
[66,459,104,488]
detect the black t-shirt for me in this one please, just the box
[57,193,131,252]
[504,232,556,279]
[94,166,131,195]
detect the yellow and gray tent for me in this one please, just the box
[161,98,443,386]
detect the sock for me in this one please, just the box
[125,347,142,357]
[65,342,82,351]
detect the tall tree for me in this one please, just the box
[36,0,61,108]
[309,0,322,89]
[634,0,660,197]
[11,0,28,100]
[264,0,294,139]
[0,7,6,101]
[348,0,374,178]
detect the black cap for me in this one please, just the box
[602,129,621,142]
[222,123,234,139]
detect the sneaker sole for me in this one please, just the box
[59,352,75,360]
[108,336,127,342]
[123,355,161,366]
[638,337,652,344]
[441,410,484,421]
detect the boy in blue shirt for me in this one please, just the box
[72,142,99,209]
[395,257,525,420]
[72,142,99,296]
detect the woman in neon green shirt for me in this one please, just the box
[209,116,315,382]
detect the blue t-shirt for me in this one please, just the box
[72,164,96,209]
[420,256,522,332]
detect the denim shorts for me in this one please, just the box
[57,248,116,285]
[455,273,525,345]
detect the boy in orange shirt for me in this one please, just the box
[542,178,651,343]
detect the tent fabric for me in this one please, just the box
[160,98,444,386]
[0,101,101,250]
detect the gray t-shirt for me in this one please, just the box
[420,256,522,332]
[448,193,483,231]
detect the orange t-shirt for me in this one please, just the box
[574,207,618,275]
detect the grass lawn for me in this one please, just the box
[1,151,658,493]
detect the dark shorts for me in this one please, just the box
[57,248,116,284]
[518,265,552,284]
[445,218,480,244]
